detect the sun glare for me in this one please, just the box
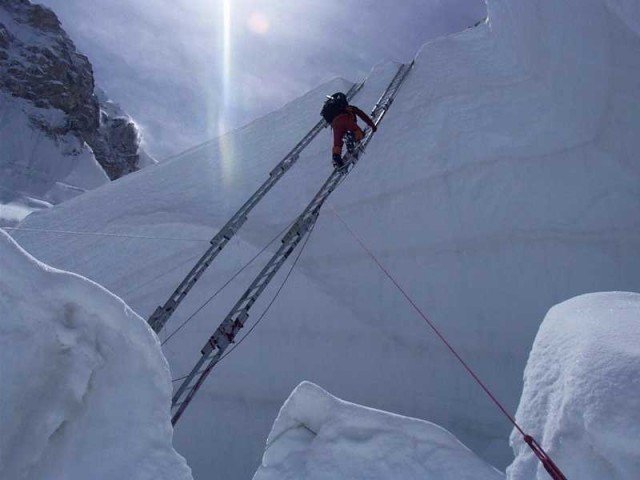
[212,3,271,187]
[218,0,235,185]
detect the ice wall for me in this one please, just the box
[311,0,640,462]
[507,292,640,480]
[0,230,192,480]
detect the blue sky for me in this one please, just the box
[39,0,486,159]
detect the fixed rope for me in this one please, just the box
[3,226,209,242]
[170,221,316,384]
[123,253,201,298]
[169,218,319,424]
[216,221,317,366]
[329,206,567,480]
[161,219,295,347]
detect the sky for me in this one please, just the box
[38,0,487,160]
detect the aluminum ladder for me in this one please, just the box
[170,61,414,425]
[148,82,364,334]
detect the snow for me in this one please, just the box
[254,381,504,480]
[7,0,640,477]
[0,93,109,225]
[0,5,155,225]
[605,0,640,35]
[507,292,640,480]
[0,229,192,480]
[0,197,52,227]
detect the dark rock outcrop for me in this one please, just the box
[0,0,145,179]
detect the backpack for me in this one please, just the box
[321,92,348,124]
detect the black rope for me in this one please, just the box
[162,220,295,346]
[217,220,317,365]
[170,220,316,382]
[123,253,201,298]
[4,226,209,243]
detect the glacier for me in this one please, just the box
[7,0,640,478]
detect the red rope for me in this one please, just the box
[329,206,567,480]
[524,436,567,480]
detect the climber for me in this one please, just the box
[321,92,377,168]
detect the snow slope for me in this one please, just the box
[507,292,640,480]
[0,93,109,223]
[254,382,503,480]
[0,229,192,480]
[9,0,640,477]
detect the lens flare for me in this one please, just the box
[248,12,270,35]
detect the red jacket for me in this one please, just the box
[331,106,376,156]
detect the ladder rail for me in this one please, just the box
[171,351,221,425]
[170,61,415,425]
[148,82,365,334]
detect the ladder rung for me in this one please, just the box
[182,384,197,393]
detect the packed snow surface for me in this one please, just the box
[507,292,640,480]
[0,230,192,480]
[10,0,640,477]
[254,381,503,480]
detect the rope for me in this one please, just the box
[329,206,567,480]
[524,436,567,480]
[171,144,370,383]
[122,253,201,297]
[162,220,295,346]
[4,226,209,243]
[171,220,316,382]
[217,220,316,365]
[172,374,189,384]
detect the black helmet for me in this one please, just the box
[328,92,347,104]
[321,91,349,123]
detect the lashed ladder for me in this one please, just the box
[148,82,364,334]
[170,61,415,425]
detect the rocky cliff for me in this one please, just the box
[0,0,150,180]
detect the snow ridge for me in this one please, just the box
[0,229,192,480]
[507,292,640,480]
[254,381,504,480]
